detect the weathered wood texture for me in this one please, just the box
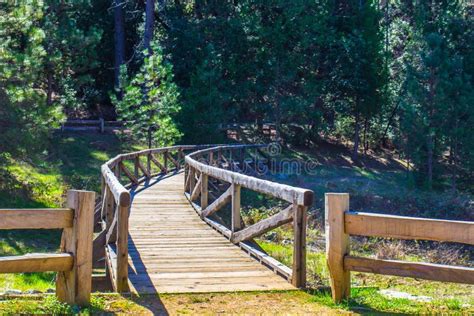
[326,193,474,303]
[231,205,293,244]
[126,173,295,294]
[344,256,474,284]
[325,193,350,303]
[0,253,73,273]
[0,209,73,229]
[56,190,95,306]
[345,212,474,245]
[185,146,313,206]
[0,190,95,306]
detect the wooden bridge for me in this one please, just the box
[94,145,313,294]
[1,144,473,306]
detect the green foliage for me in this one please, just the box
[0,0,103,160]
[114,44,182,147]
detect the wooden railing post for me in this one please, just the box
[163,151,168,173]
[189,167,195,194]
[99,118,105,133]
[209,151,214,166]
[201,173,208,209]
[56,190,95,306]
[292,203,307,288]
[134,157,139,179]
[325,193,350,303]
[116,194,130,293]
[147,153,152,176]
[231,183,241,232]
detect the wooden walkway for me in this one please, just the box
[126,172,295,294]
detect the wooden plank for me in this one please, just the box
[106,212,118,244]
[239,242,292,280]
[345,211,474,245]
[292,204,307,288]
[71,190,95,305]
[116,204,130,292]
[92,229,106,268]
[345,256,474,285]
[231,205,293,243]
[325,193,350,303]
[201,186,232,218]
[190,173,202,201]
[0,209,73,229]
[0,253,73,273]
[130,280,294,294]
[231,183,241,232]
[56,190,95,306]
[201,173,208,209]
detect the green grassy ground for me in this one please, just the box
[0,132,143,292]
[258,240,474,314]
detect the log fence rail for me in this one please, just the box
[325,193,474,303]
[0,190,95,306]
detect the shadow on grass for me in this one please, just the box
[128,295,169,315]
[307,287,407,315]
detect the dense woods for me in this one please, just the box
[0,0,473,191]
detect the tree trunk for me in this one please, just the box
[352,111,360,161]
[144,0,155,55]
[363,117,368,154]
[426,133,433,190]
[113,0,126,98]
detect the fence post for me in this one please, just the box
[325,193,350,303]
[99,118,104,133]
[189,167,195,194]
[201,173,208,209]
[292,203,307,288]
[116,194,130,293]
[231,183,241,232]
[147,153,152,176]
[56,190,95,306]
[134,157,139,179]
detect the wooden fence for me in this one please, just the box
[60,119,125,133]
[325,193,474,303]
[0,190,95,306]
[185,145,314,288]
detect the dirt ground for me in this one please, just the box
[104,291,347,315]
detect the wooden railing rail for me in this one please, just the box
[97,144,221,293]
[184,145,314,288]
[325,193,474,303]
[0,190,95,306]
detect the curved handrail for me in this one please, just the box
[185,145,313,206]
[183,144,314,288]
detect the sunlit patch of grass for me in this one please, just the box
[259,240,474,314]
[4,161,65,208]
[310,287,472,314]
[0,294,111,314]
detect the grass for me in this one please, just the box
[258,240,474,314]
[0,132,144,293]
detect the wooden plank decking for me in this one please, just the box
[127,172,295,294]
